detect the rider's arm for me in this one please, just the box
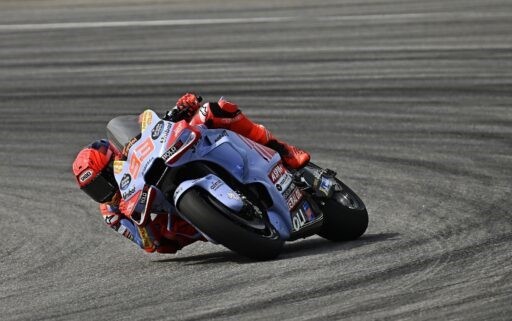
[100,203,144,249]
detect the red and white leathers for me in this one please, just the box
[100,95,310,254]
[190,97,310,169]
[100,202,202,253]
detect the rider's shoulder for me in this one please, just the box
[206,98,240,118]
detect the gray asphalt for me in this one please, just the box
[1,1,511,320]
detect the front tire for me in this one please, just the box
[177,188,284,260]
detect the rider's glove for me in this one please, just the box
[176,92,202,117]
[164,92,202,122]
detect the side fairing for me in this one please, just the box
[189,128,296,235]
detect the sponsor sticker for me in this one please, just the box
[122,186,136,200]
[292,208,307,231]
[269,162,287,183]
[120,173,131,190]
[113,160,124,174]
[210,179,223,190]
[140,110,153,131]
[79,169,94,183]
[151,120,164,140]
[319,177,332,196]
[301,201,315,220]
[137,226,153,249]
[162,139,184,162]
[139,191,148,204]
[291,202,315,231]
[159,123,172,143]
[286,187,303,210]
[214,130,228,142]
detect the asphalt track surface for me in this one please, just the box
[1,1,512,320]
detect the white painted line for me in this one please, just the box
[0,16,296,31]
[0,12,509,31]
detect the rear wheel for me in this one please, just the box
[177,188,284,260]
[317,181,368,241]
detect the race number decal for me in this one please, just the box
[128,137,155,178]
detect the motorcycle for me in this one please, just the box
[106,109,368,260]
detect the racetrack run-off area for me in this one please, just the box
[0,0,511,320]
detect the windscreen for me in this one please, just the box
[106,115,141,153]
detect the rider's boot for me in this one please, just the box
[209,98,310,169]
[265,139,310,169]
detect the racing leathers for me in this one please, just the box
[100,95,310,254]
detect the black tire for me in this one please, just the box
[177,188,284,260]
[317,182,369,241]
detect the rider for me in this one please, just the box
[72,93,310,254]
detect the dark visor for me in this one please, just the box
[81,170,117,203]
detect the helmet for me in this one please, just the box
[72,139,118,203]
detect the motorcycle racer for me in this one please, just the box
[72,93,310,254]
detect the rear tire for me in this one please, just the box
[317,182,368,241]
[177,188,284,260]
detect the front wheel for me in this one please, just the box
[317,181,368,241]
[177,188,284,260]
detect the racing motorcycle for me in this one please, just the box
[106,109,368,260]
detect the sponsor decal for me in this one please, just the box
[214,130,228,142]
[113,160,124,174]
[140,110,153,131]
[159,123,172,143]
[302,201,315,220]
[122,186,136,200]
[210,179,223,191]
[162,139,184,162]
[269,162,287,183]
[151,120,164,140]
[319,177,332,196]
[291,201,316,231]
[282,182,295,199]
[120,173,131,190]
[137,226,153,249]
[292,208,307,231]
[286,187,303,210]
[79,169,94,183]
[139,191,148,205]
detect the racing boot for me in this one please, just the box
[266,139,310,169]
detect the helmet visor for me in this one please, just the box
[81,170,117,203]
